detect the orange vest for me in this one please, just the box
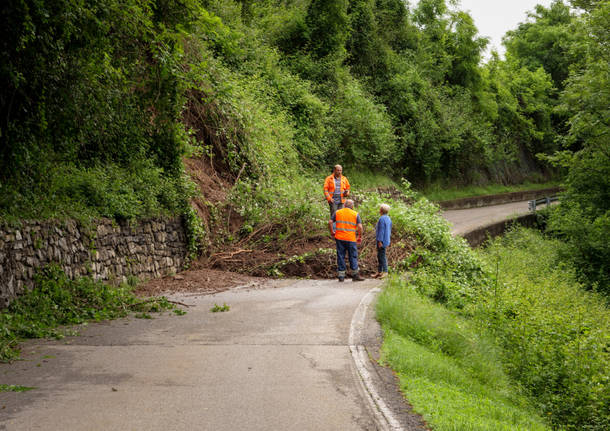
[324,174,350,203]
[335,208,359,242]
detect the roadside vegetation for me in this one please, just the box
[379,288,550,431]
[0,266,177,362]
[377,222,610,431]
[1,0,608,428]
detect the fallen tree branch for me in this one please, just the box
[167,299,192,308]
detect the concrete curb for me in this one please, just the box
[461,213,539,247]
[349,286,428,431]
[349,287,402,431]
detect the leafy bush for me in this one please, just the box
[478,228,610,430]
[376,203,609,430]
[0,161,189,223]
[229,175,327,240]
[326,77,398,170]
[377,280,550,431]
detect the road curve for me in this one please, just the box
[442,200,532,236]
[1,279,423,430]
[1,202,534,430]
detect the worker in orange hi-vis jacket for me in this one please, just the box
[328,199,365,282]
[323,164,350,218]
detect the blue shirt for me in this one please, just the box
[376,215,392,247]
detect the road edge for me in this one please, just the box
[349,286,427,431]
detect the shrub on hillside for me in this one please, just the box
[478,228,610,430]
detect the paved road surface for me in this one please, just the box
[1,201,530,430]
[1,279,422,430]
[443,200,532,236]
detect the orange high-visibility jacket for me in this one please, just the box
[323,174,350,203]
[334,208,359,242]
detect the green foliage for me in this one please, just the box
[1,0,575,222]
[503,1,577,90]
[304,0,349,60]
[0,161,188,223]
[183,205,207,263]
[547,148,610,293]
[548,0,610,293]
[327,77,397,169]
[377,281,550,431]
[479,229,610,430]
[378,220,610,430]
[210,303,230,312]
[0,0,200,221]
[0,385,35,393]
[0,265,174,362]
[229,174,327,239]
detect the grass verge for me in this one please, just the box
[377,279,550,431]
[0,265,177,362]
[377,224,610,430]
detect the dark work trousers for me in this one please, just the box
[336,239,359,277]
[329,201,344,219]
[377,245,388,273]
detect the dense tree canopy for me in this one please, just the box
[1,0,607,290]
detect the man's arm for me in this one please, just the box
[343,177,350,197]
[328,219,335,237]
[357,223,363,243]
[323,177,332,202]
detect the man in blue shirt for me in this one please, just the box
[373,204,392,279]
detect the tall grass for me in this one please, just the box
[376,214,609,430]
[377,280,550,431]
[477,228,610,430]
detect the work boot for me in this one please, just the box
[352,273,365,282]
[379,272,388,279]
[338,276,345,282]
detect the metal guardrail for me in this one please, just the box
[528,196,559,212]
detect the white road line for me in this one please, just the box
[349,287,403,431]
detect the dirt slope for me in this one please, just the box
[139,157,417,295]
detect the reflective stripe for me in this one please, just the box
[335,208,359,242]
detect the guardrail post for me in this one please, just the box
[529,200,536,212]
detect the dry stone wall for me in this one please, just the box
[0,218,188,307]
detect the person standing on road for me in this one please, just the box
[373,204,392,279]
[323,165,350,218]
[328,199,365,282]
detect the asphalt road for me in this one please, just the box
[442,200,532,236]
[1,201,529,431]
[1,279,423,431]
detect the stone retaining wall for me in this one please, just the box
[0,218,188,307]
